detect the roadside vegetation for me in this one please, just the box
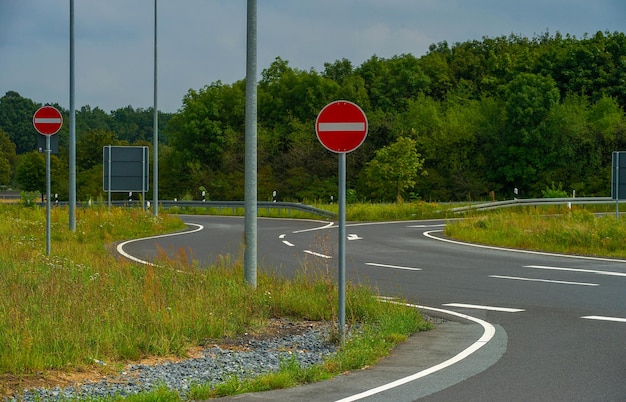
[444,206,626,259]
[0,205,430,400]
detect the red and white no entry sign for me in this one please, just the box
[33,106,63,135]
[315,100,368,153]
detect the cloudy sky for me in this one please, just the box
[1,0,625,113]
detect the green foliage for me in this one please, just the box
[445,208,626,258]
[2,31,626,201]
[541,182,569,198]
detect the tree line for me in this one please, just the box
[1,30,625,202]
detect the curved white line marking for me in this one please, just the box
[282,240,295,247]
[116,223,204,266]
[292,221,335,234]
[335,303,496,402]
[423,230,626,263]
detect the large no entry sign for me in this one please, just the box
[33,106,63,135]
[316,100,368,153]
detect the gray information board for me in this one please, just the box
[103,146,149,192]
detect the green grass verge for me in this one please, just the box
[1,204,431,400]
[445,207,626,258]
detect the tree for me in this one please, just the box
[14,152,45,193]
[359,137,425,201]
[0,91,40,154]
[0,128,17,185]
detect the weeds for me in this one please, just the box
[1,204,430,400]
[445,208,626,258]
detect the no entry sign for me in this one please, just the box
[33,106,63,135]
[316,100,368,153]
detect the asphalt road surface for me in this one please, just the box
[119,215,626,401]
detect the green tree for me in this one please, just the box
[0,91,40,154]
[359,137,425,201]
[0,128,17,185]
[14,151,45,193]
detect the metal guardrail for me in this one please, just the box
[448,197,619,213]
[99,200,336,219]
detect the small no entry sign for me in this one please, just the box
[33,106,63,136]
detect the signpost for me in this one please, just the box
[315,100,368,342]
[33,106,63,256]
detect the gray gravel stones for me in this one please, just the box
[8,321,338,401]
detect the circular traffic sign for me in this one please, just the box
[33,106,63,135]
[315,100,368,153]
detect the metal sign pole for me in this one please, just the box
[46,135,51,256]
[338,152,346,342]
[615,152,620,221]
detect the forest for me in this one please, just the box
[1,30,625,203]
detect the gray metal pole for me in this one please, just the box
[69,0,76,230]
[338,152,346,342]
[46,135,51,255]
[153,0,159,217]
[244,0,258,287]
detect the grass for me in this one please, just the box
[0,204,431,400]
[445,207,626,258]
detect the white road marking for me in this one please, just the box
[335,303,496,402]
[292,221,335,234]
[279,234,286,239]
[443,303,525,313]
[581,315,626,323]
[282,241,295,247]
[525,265,626,277]
[423,229,626,263]
[407,224,446,228]
[303,250,333,259]
[116,223,204,266]
[347,234,363,240]
[365,262,421,271]
[490,275,599,287]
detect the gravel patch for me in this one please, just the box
[7,320,339,401]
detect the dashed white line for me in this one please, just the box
[282,241,295,247]
[581,315,626,323]
[304,250,333,259]
[526,265,626,277]
[490,275,599,287]
[443,303,525,313]
[365,262,421,271]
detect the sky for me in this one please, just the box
[1,0,625,114]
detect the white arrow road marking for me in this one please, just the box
[443,303,525,313]
[525,265,626,277]
[490,275,599,286]
[347,234,362,240]
[365,262,421,271]
[582,315,626,323]
[304,250,333,259]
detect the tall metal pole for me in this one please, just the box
[153,0,159,217]
[46,136,51,255]
[244,0,258,287]
[338,152,346,342]
[69,0,76,231]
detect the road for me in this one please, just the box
[119,215,626,401]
